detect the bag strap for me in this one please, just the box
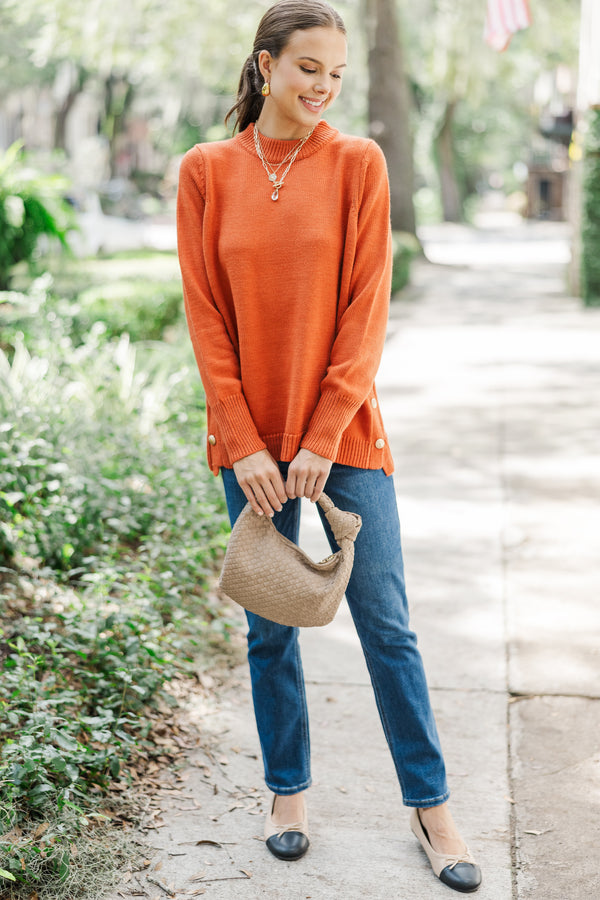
[317,493,362,545]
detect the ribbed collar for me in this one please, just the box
[237,120,338,162]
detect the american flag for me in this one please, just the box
[485,0,532,51]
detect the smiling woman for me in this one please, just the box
[225,0,346,136]
[176,0,482,893]
[254,28,347,139]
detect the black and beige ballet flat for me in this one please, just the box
[410,808,482,893]
[264,793,309,861]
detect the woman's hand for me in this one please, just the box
[233,450,288,518]
[286,449,333,502]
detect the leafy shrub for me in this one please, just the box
[0,796,140,900]
[0,143,73,290]
[74,278,183,342]
[0,271,231,894]
[0,598,170,809]
[0,325,227,580]
[0,274,184,355]
[582,109,600,306]
[391,230,421,294]
[0,587,168,895]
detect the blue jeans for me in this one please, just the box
[221,463,449,808]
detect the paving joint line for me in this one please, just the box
[497,398,519,900]
[305,679,508,695]
[508,690,600,702]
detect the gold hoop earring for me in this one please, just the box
[261,82,271,97]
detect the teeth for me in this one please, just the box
[302,97,323,107]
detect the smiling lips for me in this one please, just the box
[300,96,326,111]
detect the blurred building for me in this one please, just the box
[0,63,170,212]
[526,66,575,220]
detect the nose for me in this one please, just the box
[314,81,330,95]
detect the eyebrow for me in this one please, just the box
[296,56,347,69]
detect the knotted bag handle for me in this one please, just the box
[317,493,362,547]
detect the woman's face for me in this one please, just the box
[258,27,347,139]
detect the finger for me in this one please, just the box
[304,476,317,499]
[258,454,287,506]
[261,477,286,515]
[265,465,287,506]
[309,473,327,502]
[250,482,276,518]
[273,473,289,506]
[310,462,332,502]
[285,471,299,499]
[240,482,264,516]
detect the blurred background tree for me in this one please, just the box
[0,0,580,226]
[404,0,579,223]
[366,0,416,233]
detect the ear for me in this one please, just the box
[257,49,274,81]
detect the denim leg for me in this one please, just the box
[317,464,449,808]
[221,467,311,794]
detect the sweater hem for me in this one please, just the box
[206,431,394,477]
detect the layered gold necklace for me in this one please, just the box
[253,125,314,201]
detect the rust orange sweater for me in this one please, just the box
[177,120,394,475]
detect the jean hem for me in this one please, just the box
[403,790,451,809]
[265,778,312,795]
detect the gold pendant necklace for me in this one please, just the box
[253,125,314,201]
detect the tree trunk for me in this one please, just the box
[435,100,462,222]
[104,74,135,177]
[365,0,416,234]
[54,88,79,151]
[53,65,87,152]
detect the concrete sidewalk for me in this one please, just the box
[107,220,600,900]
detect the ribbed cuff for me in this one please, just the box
[301,390,361,461]
[212,393,266,463]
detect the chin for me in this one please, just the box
[298,106,326,125]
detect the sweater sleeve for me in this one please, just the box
[177,148,267,463]
[301,141,392,461]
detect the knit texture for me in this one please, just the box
[177,120,394,475]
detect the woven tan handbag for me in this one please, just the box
[218,493,362,627]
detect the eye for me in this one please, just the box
[300,66,317,74]
[332,72,342,80]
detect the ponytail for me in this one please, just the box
[225,0,346,135]
[225,53,265,135]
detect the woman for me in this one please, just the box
[176,0,481,892]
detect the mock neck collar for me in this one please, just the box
[237,120,338,162]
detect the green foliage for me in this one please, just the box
[75,279,183,342]
[0,795,139,899]
[0,601,165,821]
[391,231,421,294]
[581,110,600,307]
[0,260,230,895]
[405,0,579,221]
[0,285,226,579]
[1,276,184,348]
[0,143,73,290]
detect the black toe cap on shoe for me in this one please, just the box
[439,862,482,893]
[266,831,310,861]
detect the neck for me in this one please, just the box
[255,110,317,141]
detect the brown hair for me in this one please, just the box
[225,0,346,134]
